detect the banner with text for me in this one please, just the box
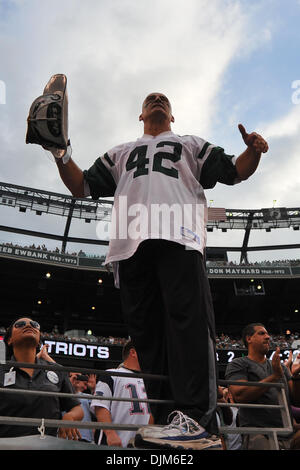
[1,243,300,276]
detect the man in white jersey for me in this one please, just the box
[90,340,152,447]
[52,92,268,449]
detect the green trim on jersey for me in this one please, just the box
[197,141,211,160]
[83,157,116,199]
[200,147,238,189]
[104,152,115,167]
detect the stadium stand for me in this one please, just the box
[1,183,300,450]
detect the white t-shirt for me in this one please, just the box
[90,366,151,448]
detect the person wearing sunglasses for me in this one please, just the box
[0,317,83,440]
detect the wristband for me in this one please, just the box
[54,140,72,164]
[55,147,72,164]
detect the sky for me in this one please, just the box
[0,0,300,262]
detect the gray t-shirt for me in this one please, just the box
[225,357,292,431]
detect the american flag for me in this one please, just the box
[207,207,227,221]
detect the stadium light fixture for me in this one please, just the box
[37,300,42,305]
[45,272,51,279]
[91,306,96,310]
[254,281,265,295]
[98,278,103,284]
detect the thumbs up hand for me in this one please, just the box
[238,124,269,154]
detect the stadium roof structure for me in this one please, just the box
[0,181,113,221]
[1,181,300,263]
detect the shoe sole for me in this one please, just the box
[134,434,223,450]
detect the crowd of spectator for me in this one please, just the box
[2,241,300,266]
[206,259,300,267]
[2,241,81,257]
[215,332,300,350]
[0,325,128,347]
[1,325,300,350]
[1,242,106,260]
[42,329,128,346]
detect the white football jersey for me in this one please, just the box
[84,131,238,266]
[90,366,151,448]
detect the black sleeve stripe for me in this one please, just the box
[104,152,115,167]
[83,157,117,199]
[200,147,237,189]
[97,374,114,395]
[197,142,211,159]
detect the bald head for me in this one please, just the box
[139,92,174,123]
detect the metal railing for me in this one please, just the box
[217,379,293,450]
[0,359,295,450]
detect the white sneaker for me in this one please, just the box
[135,410,223,450]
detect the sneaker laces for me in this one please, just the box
[165,411,202,434]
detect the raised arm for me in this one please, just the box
[235,124,268,181]
[55,158,85,198]
[52,145,117,200]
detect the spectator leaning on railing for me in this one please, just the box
[225,322,300,450]
[0,317,83,439]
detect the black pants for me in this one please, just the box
[119,240,218,433]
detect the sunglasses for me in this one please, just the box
[14,320,40,330]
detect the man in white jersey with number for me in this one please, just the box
[53,92,268,450]
[90,340,152,447]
